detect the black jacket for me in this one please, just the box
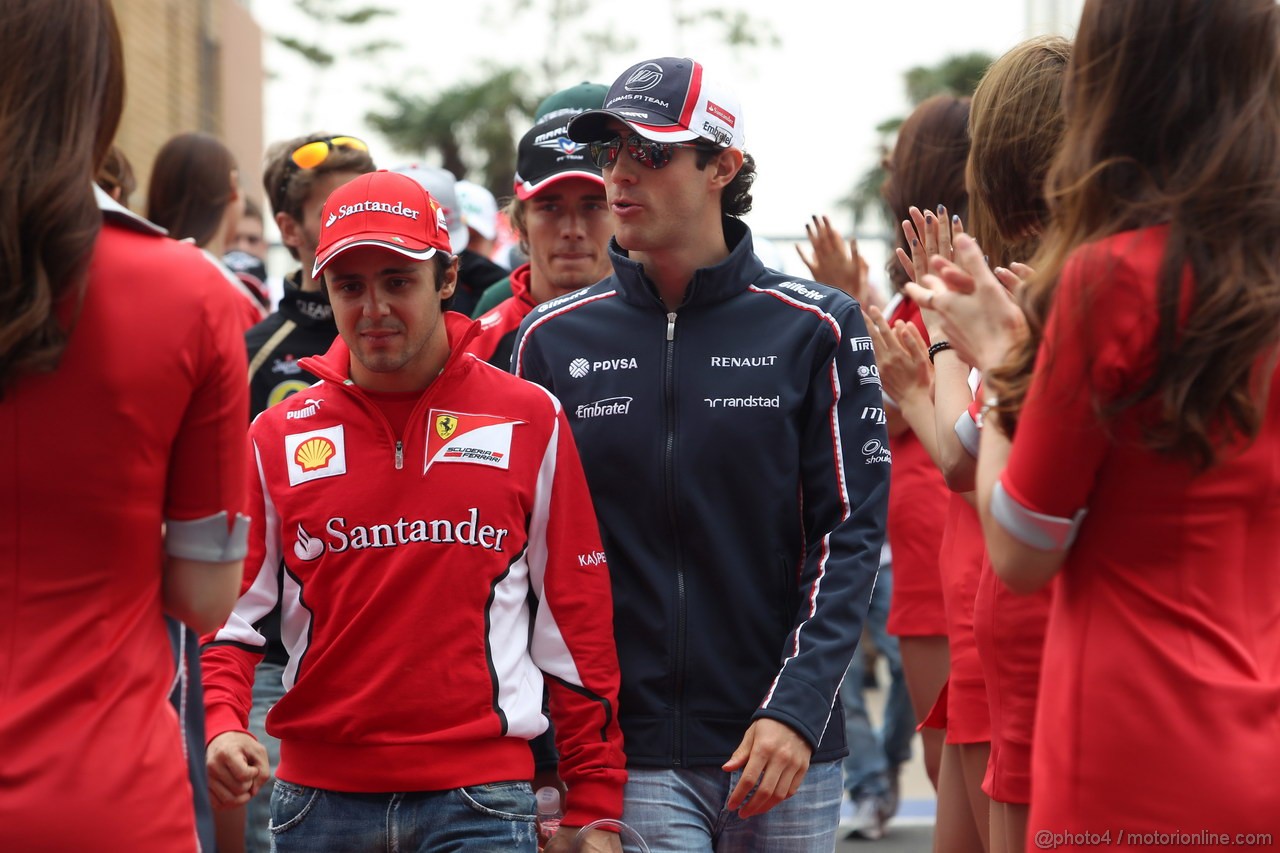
[246,274,337,420]
[514,219,889,767]
[452,249,509,317]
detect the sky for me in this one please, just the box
[250,0,1080,278]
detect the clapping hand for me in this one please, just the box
[903,233,1029,372]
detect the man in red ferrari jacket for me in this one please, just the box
[201,170,625,853]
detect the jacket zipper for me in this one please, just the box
[664,310,688,766]
[339,380,428,471]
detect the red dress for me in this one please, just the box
[0,217,249,850]
[1003,227,1280,842]
[973,554,1051,803]
[884,296,950,637]
[926,487,992,745]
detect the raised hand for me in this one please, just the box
[903,233,1029,372]
[795,215,877,307]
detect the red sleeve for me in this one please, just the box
[164,278,250,526]
[1001,236,1158,521]
[527,401,626,825]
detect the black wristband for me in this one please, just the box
[927,341,953,363]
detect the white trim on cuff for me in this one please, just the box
[164,511,251,561]
[990,480,1087,551]
[954,409,981,459]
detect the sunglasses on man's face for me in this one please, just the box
[289,135,369,170]
[587,133,720,171]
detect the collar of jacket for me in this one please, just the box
[606,216,765,311]
[508,263,536,310]
[299,311,483,389]
[279,271,336,328]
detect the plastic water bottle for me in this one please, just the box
[572,819,651,852]
[535,786,563,848]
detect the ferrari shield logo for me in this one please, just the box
[435,414,458,440]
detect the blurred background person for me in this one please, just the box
[246,132,375,418]
[470,86,612,368]
[223,196,272,312]
[230,196,269,262]
[96,143,137,207]
[147,131,267,329]
[471,82,608,320]
[457,178,500,259]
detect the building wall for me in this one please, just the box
[221,0,266,210]
[112,0,263,211]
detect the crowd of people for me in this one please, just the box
[3,0,1280,851]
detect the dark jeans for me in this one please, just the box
[269,779,538,852]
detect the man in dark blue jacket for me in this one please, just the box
[513,56,889,852]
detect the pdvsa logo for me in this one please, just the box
[858,364,881,387]
[568,357,639,378]
[625,62,664,92]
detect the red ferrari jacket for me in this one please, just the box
[202,313,625,825]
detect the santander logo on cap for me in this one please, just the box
[325,199,422,229]
[312,171,452,278]
[706,101,735,127]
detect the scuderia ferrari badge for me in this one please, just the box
[425,410,524,473]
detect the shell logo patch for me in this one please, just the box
[425,409,523,473]
[295,437,335,471]
[286,425,347,486]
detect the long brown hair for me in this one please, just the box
[965,36,1071,271]
[0,0,124,394]
[881,95,972,291]
[996,0,1280,467]
[146,132,238,247]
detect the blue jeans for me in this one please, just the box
[840,565,913,799]
[269,779,538,852]
[620,760,842,852]
[246,660,286,852]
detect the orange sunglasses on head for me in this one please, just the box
[290,136,369,170]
